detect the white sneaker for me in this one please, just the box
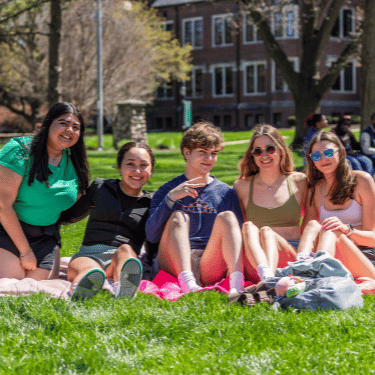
[114,258,142,299]
[70,269,106,301]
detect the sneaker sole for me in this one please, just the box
[116,258,142,298]
[71,269,106,301]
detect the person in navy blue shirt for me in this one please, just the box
[145,122,244,294]
[360,112,375,169]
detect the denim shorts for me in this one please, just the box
[287,240,300,249]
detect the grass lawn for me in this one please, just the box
[1,129,374,374]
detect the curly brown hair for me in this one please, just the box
[180,121,224,158]
[238,124,294,179]
[306,131,357,205]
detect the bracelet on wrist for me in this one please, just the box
[20,249,32,258]
[166,194,176,209]
[346,224,354,237]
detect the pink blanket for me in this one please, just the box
[1,257,374,300]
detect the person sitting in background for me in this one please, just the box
[302,113,328,166]
[332,115,374,176]
[146,122,244,294]
[62,142,157,300]
[0,102,89,281]
[360,112,375,169]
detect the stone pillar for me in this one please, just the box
[113,99,148,149]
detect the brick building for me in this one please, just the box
[148,0,361,131]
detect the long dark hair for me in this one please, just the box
[305,113,324,129]
[306,131,357,206]
[28,102,89,194]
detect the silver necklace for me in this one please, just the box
[258,175,282,191]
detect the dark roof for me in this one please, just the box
[152,0,207,8]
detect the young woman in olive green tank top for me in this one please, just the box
[233,125,308,283]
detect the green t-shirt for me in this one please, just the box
[0,137,79,226]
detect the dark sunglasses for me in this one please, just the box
[309,148,338,162]
[251,145,277,157]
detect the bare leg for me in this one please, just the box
[157,211,191,277]
[315,229,337,256]
[25,268,51,281]
[242,221,268,270]
[110,244,137,282]
[259,226,279,272]
[199,211,243,286]
[297,220,322,255]
[67,257,103,284]
[0,248,25,279]
[335,233,375,279]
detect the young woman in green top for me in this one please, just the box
[0,102,89,280]
[233,125,307,283]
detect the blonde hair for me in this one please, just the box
[238,124,293,179]
[306,131,357,205]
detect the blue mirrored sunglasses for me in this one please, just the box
[309,148,337,162]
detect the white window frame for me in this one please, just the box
[185,65,205,98]
[241,60,267,96]
[212,13,234,47]
[182,17,203,49]
[330,7,355,40]
[326,56,356,94]
[270,4,299,39]
[156,80,174,100]
[210,63,236,98]
[161,20,174,32]
[271,57,299,93]
[242,12,261,44]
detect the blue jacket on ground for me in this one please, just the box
[145,174,243,249]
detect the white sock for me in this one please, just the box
[256,263,274,281]
[178,271,201,293]
[229,271,244,294]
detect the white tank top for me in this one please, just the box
[319,184,362,226]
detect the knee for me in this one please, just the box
[304,220,322,234]
[242,221,258,236]
[259,226,273,238]
[116,244,134,257]
[168,210,190,229]
[216,211,239,227]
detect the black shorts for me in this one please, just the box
[0,221,61,270]
[359,246,375,267]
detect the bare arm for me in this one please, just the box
[0,165,37,270]
[233,178,249,221]
[301,188,319,233]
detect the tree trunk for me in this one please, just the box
[48,0,62,107]
[291,96,321,149]
[360,0,375,131]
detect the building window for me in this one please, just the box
[213,115,221,127]
[273,112,282,127]
[244,114,254,129]
[243,61,267,95]
[332,62,355,93]
[243,13,261,44]
[331,8,354,39]
[272,57,299,93]
[161,20,174,32]
[183,17,203,48]
[165,117,173,129]
[223,115,232,128]
[212,64,234,97]
[186,66,204,98]
[155,117,163,129]
[212,14,234,47]
[271,5,299,39]
[156,80,174,99]
[255,114,265,125]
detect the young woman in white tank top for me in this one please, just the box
[298,131,375,279]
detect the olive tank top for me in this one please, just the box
[246,175,301,228]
